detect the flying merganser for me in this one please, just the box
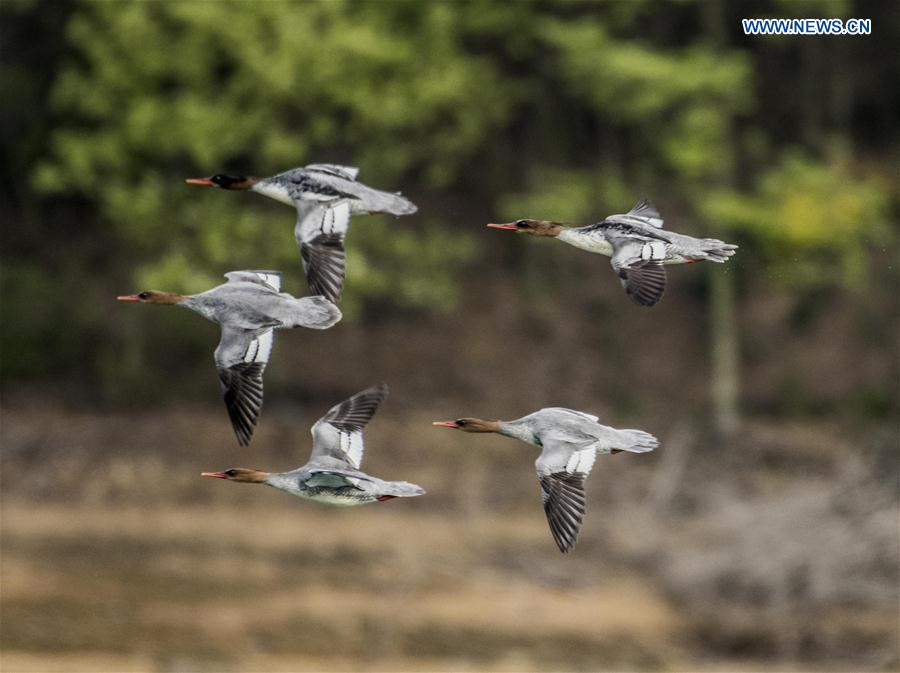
[117,270,341,446]
[202,384,425,505]
[186,164,417,304]
[488,200,737,307]
[433,408,658,553]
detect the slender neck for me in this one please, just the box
[233,177,259,190]
[179,294,219,322]
[556,226,581,242]
[149,292,186,305]
[250,178,294,207]
[496,420,540,447]
[545,223,566,237]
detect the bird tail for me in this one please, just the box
[698,239,738,263]
[383,480,426,498]
[291,296,342,329]
[613,429,659,453]
[351,184,418,216]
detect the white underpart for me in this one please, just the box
[252,181,295,207]
[243,329,274,364]
[557,228,614,256]
[300,491,366,507]
[565,447,597,474]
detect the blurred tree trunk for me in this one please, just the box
[710,269,739,436]
[705,1,741,437]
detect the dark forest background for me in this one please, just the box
[2,1,898,672]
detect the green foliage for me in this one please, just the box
[496,169,633,225]
[7,0,898,395]
[703,151,892,287]
[33,1,499,310]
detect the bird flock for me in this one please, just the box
[117,163,737,553]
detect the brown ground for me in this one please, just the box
[1,404,897,672]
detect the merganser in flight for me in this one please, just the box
[117,270,341,446]
[186,164,417,304]
[201,384,425,505]
[488,200,737,306]
[433,408,658,552]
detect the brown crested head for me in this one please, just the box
[432,418,501,433]
[116,291,185,305]
[201,468,270,483]
[185,174,258,190]
[486,219,564,237]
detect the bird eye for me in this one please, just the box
[516,220,528,228]
[456,419,467,427]
[225,469,237,477]
[138,292,150,300]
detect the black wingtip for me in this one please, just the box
[219,361,265,448]
[619,261,666,307]
[541,472,586,554]
[369,382,389,397]
[300,233,345,306]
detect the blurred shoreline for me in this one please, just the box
[2,404,896,672]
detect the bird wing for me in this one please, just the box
[534,433,597,553]
[609,238,667,307]
[606,199,665,229]
[304,470,366,490]
[539,407,600,423]
[308,383,389,468]
[295,201,350,303]
[223,270,281,292]
[214,325,276,446]
[305,164,360,181]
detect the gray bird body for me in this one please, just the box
[182,270,341,446]
[252,164,417,216]
[264,384,425,505]
[499,407,658,552]
[184,276,339,331]
[560,200,737,306]
[249,164,417,303]
[500,407,658,456]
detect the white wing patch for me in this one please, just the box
[565,447,597,475]
[339,431,365,469]
[243,329,274,364]
[253,271,281,292]
[321,201,351,237]
[640,241,667,261]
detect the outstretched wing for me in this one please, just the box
[606,199,665,229]
[538,407,600,423]
[609,238,667,307]
[305,164,360,181]
[214,325,276,446]
[308,383,389,468]
[295,201,351,303]
[224,270,281,292]
[538,472,587,554]
[534,432,599,553]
